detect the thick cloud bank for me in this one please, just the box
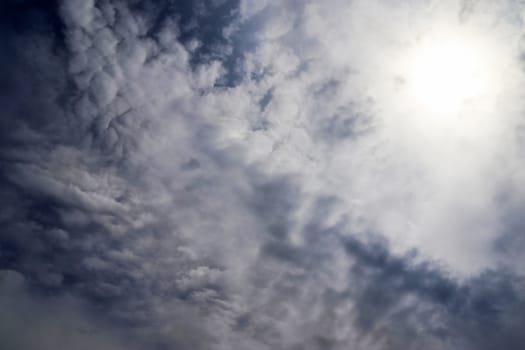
[1,0,525,349]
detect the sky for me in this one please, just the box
[1,0,525,349]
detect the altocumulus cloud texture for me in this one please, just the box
[2,0,525,349]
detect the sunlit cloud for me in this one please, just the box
[1,1,525,349]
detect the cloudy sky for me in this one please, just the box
[2,0,525,349]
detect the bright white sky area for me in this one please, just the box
[237,0,525,275]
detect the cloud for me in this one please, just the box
[0,270,145,350]
[1,0,525,349]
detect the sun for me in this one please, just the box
[406,38,491,115]
[384,24,516,151]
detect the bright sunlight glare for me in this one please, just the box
[407,39,491,115]
[386,26,516,154]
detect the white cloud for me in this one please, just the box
[233,0,525,275]
[3,0,525,349]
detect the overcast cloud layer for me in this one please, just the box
[2,0,525,349]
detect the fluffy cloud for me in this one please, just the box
[1,0,525,349]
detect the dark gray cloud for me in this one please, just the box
[1,1,525,349]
